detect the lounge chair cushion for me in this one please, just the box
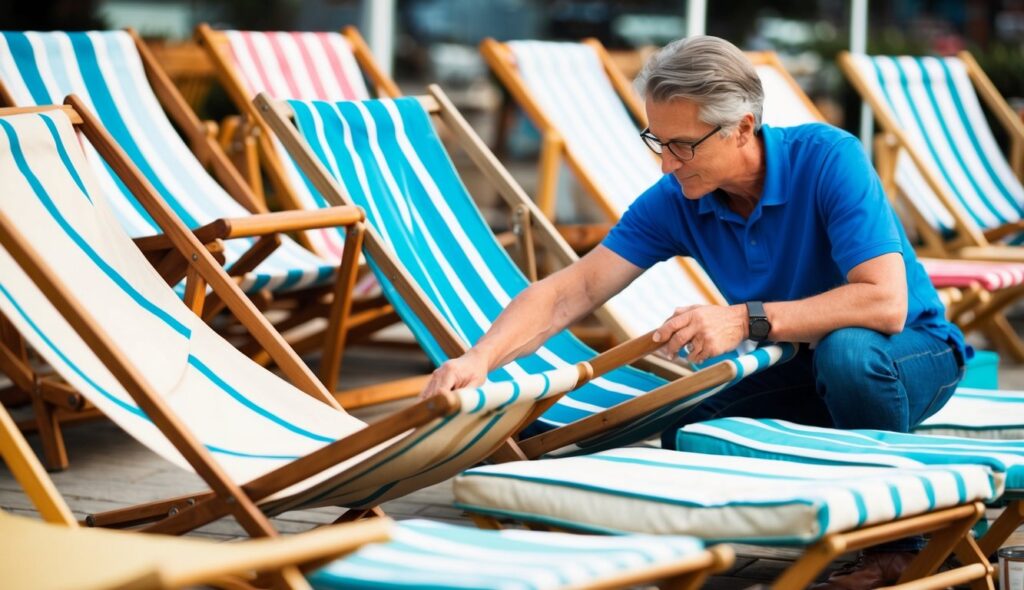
[453,448,999,544]
[914,388,1024,440]
[677,417,1024,490]
[310,519,705,590]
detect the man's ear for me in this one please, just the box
[734,113,757,147]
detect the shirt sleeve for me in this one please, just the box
[817,137,903,277]
[601,175,688,269]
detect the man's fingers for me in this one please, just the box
[653,309,694,343]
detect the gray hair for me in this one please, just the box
[636,36,764,132]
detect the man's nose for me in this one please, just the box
[660,150,683,174]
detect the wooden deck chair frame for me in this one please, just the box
[0,402,392,590]
[0,29,408,421]
[837,50,1024,360]
[2,101,694,538]
[254,86,805,463]
[467,497,991,590]
[1,99,558,539]
[479,37,725,309]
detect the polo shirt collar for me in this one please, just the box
[694,124,789,217]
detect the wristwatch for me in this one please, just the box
[746,301,772,342]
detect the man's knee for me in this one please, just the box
[813,327,893,388]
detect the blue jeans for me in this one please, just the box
[662,325,964,553]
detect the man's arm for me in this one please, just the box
[421,245,644,397]
[654,252,907,362]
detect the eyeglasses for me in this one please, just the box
[639,125,722,161]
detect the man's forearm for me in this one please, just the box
[766,282,907,343]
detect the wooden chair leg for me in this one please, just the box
[899,503,987,582]
[981,314,1024,363]
[319,223,363,394]
[772,539,843,590]
[334,506,386,523]
[29,384,67,471]
[469,514,504,530]
[978,500,1024,557]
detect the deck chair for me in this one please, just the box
[838,51,1024,256]
[0,404,729,590]
[751,50,1024,360]
[257,86,799,459]
[481,38,729,340]
[453,446,999,590]
[196,25,400,256]
[0,30,405,419]
[0,101,655,538]
[675,417,1024,561]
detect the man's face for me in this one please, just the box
[644,98,731,200]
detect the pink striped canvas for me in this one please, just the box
[921,258,1024,291]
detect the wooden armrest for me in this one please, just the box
[983,220,1024,243]
[207,206,366,239]
[133,224,226,253]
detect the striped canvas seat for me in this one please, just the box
[0,109,594,513]
[497,41,724,337]
[844,54,1024,239]
[453,447,999,543]
[217,29,372,261]
[0,30,335,294]
[311,518,707,589]
[915,387,1024,440]
[284,95,796,445]
[677,417,1024,490]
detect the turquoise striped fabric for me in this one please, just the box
[677,417,1024,490]
[847,54,1024,236]
[915,387,1024,439]
[0,30,335,294]
[454,447,1000,544]
[285,96,795,441]
[0,109,589,513]
[310,519,705,590]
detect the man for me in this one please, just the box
[424,36,967,589]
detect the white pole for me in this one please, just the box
[851,0,873,153]
[365,0,395,77]
[687,0,707,37]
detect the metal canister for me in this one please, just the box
[999,547,1024,590]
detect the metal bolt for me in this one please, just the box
[168,506,179,516]
[191,253,198,261]
[186,498,196,506]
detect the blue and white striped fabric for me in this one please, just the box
[0,110,587,512]
[677,418,1024,490]
[454,447,1000,544]
[284,95,796,442]
[845,54,1024,237]
[914,388,1024,439]
[505,41,726,337]
[0,30,335,293]
[311,519,706,590]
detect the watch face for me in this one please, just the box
[750,318,771,341]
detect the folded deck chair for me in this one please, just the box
[453,447,999,590]
[481,38,730,339]
[751,49,1024,360]
[257,87,799,459]
[0,103,647,537]
[196,25,399,261]
[0,402,729,590]
[839,52,1024,257]
[675,417,1024,559]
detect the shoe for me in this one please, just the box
[811,551,919,590]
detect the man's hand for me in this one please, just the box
[420,352,490,399]
[653,304,749,364]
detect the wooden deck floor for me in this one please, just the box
[3,337,1023,588]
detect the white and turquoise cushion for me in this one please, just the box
[914,388,1024,440]
[845,54,1024,237]
[453,448,1000,544]
[286,95,796,444]
[310,519,706,590]
[677,418,1024,491]
[0,30,335,293]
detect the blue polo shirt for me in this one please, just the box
[603,123,967,361]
